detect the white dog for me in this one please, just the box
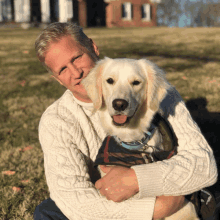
[82,57,199,220]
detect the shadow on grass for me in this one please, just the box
[125,50,220,63]
[101,41,220,72]
[186,98,220,196]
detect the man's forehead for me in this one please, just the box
[45,37,82,66]
[47,36,80,51]
[47,46,61,56]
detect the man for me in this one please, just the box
[34,22,217,220]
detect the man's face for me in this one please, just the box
[45,35,99,103]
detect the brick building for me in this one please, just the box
[0,0,161,28]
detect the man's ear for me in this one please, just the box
[51,75,63,86]
[90,39,100,57]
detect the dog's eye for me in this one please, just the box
[107,78,114,84]
[132,80,141,86]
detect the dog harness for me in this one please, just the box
[94,113,178,167]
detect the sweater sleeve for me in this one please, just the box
[132,90,218,198]
[39,111,156,220]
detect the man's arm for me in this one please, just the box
[133,93,217,199]
[39,108,156,220]
[153,195,185,220]
[95,165,185,219]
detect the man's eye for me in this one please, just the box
[107,78,114,84]
[59,67,66,74]
[72,55,82,63]
[77,54,82,59]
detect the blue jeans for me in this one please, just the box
[34,197,219,220]
[34,198,68,220]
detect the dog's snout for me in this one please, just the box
[112,99,128,111]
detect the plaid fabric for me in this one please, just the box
[186,188,217,220]
[94,136,154,167]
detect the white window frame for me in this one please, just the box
[122,2,132,21]
[141,4,151,22]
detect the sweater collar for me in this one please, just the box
[71,91,94,113]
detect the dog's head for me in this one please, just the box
[82,57,172,139]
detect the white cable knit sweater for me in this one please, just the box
[39,89,217,220]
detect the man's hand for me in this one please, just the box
[95,165,185,219]
[153,195,185,219]
[95,165,139,202]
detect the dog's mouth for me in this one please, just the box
[112,115,130,126]
[112,105,139,126]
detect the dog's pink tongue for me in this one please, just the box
[113,115,127,124]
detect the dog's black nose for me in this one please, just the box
[112,99,128,111]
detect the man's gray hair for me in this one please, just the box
[35,22,97,64]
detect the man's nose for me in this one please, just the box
[69,63,83,79]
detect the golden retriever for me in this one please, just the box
[82,57,199,220]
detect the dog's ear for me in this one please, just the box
[138,59,172,112]
[82,57,111,110]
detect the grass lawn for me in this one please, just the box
[0,26,220,219]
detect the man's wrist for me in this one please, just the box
[131,163,163,198]
[126,168,139,194]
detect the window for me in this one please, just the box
[141,4,151,21]
[122,2,133,20]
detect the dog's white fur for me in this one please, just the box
[82,57,199,220]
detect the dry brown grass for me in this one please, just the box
[0,26,219,219]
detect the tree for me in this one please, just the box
[195,2,220,26]
[183,0,201,27]
[183,0,220,27]
[157,0,183,26]
[157,0,220,27]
